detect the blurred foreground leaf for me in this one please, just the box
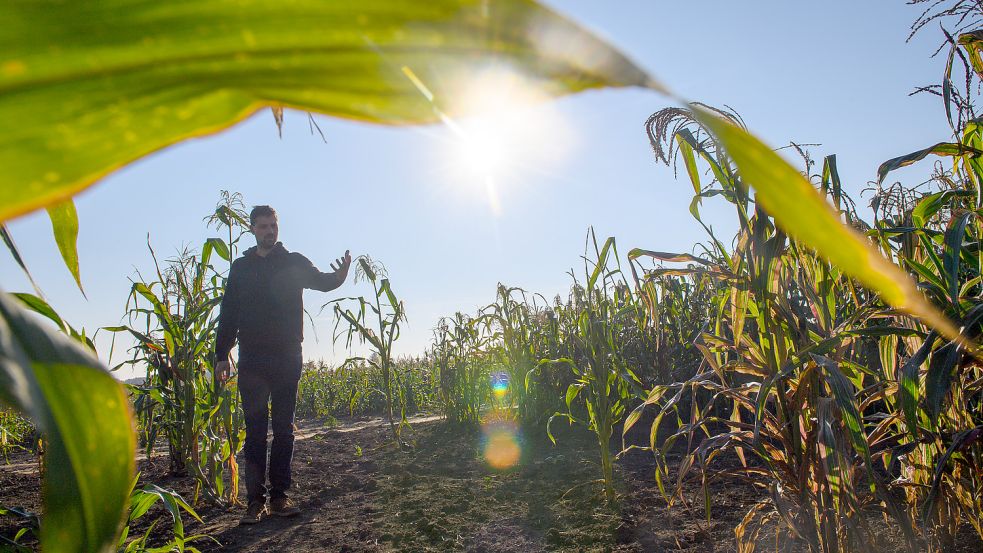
[0,292,134,553]
[0,0,658,222]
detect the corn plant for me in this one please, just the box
[547,232,643,503]
[865,35,983,542]
[110,194,249,505]
[0,408,32,462]
[430,321,458,421]
[113,242,238,505]
[524,298,581,424]
[328,256,409,441]
[629,107,888,551]
[478,285,554,427]
[627,265,715,388]
[296,356,437,419]
[118,475,208,553]
[433,312,492,425]
[627,87,983,550]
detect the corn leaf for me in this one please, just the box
[0,291,135,553]
[925,341,961,421]
[959,30,983,79]
[12,292,68,333]
[876,142,983,185]
[897,334,934,436]
[910,190,974,228]
[1,224,43,296]
[627,249,714,265]
[0,0,659,222]
[921,425,983,523]
[814,354,870,461]
[204,237,231,263]
[46,199,84,295]
[942,211,973,306]
[692,107,964,344]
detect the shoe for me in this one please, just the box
[270,497,301,517]
[240,500,266,525]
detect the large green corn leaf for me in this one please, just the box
[0,0,658,222]
[0,292,135,553]
[692,107,964,344]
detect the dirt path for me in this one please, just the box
[0,415,433,552]
[0,415,443,476]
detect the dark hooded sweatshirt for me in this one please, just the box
[214,242,342,362]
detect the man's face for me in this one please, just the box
[251,214,278,248]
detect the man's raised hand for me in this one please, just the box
[331,250,352,283]
[215,358,231,384]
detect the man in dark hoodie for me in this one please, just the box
[214,205,351,524]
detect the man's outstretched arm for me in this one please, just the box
[303,249,352,292]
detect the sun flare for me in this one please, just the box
[457,122,506,177]
[430,65,575,213]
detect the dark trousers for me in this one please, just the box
[237,347,302,503]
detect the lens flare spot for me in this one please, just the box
[483,428,520,470]
[491,372,509,400]
[481,411,521,470]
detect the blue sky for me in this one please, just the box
[0,1,954,377]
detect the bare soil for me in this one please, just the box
[2,416,981,552]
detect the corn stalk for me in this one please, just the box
[328,256,408,442]
[548,232,643,503]
[109,194,248,506]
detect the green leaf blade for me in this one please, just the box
[0,292,135,553]
[35,362,134,553]
[0,0,660,222]
[46,199,83,295]
[691,107,963,344]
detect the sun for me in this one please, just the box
[457,120,506,177]
[427,65,575,213]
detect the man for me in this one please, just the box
[214,205,351,525]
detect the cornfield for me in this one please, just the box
[2,1,982,552]
[296,356,439,420]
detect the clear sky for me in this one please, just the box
[0,1,955,378]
